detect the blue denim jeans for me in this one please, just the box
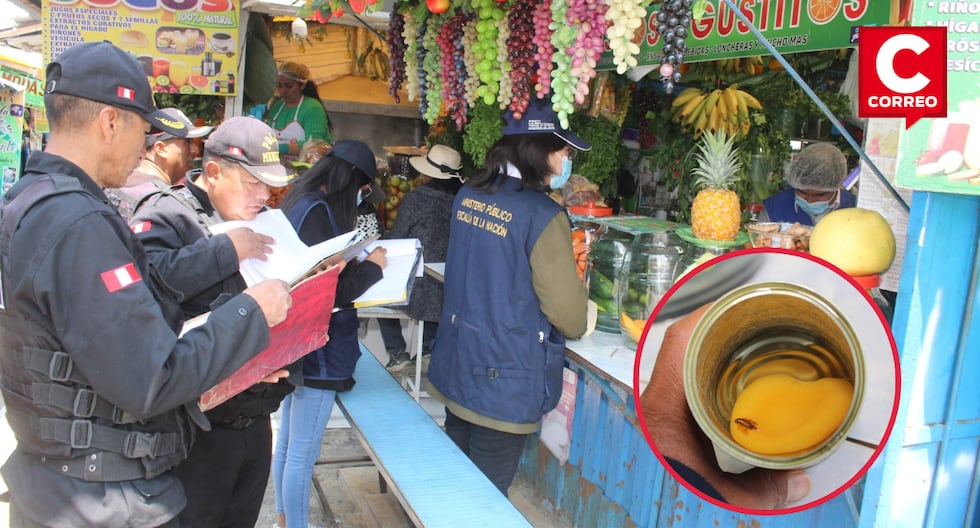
[272,386,337,528]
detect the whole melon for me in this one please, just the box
[810,208,896,276]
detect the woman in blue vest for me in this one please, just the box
[273,140,387,528]
[760,142,856,226]
[428,98,590,495]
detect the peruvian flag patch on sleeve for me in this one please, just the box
[101,262,142,293]
[131,221,151,234]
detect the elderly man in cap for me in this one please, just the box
[0,41,291,527]
[106,107,212,221]
[129,116,294,527]
[760,142,857,226]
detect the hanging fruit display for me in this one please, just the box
[386,12,407,103]
[505,0,536,120]
[653,0,694,93]
[669,84,762,139]
[604,0,652,74]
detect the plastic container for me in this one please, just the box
[747,222,812,252]
[618,230,683,348]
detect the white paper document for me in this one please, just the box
[208,209,358,286]
[353,238,424,308]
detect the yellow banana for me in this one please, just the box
[723,87,739,125]
[679,93,707,121]
[685,98,706,127]
[672,87,704,109]
[741,90,763,110]
[735,89,750,124]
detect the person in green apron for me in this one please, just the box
[266,62,332,165]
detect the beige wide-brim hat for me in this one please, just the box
[409,145,463,180]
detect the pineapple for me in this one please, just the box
[690,130,742,241]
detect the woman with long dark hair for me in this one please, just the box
[273,140,386,528]
[427,98,590,495]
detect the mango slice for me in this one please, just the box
[729,374,854,456]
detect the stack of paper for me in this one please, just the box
[353,239,424,308]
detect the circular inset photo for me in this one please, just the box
[634,247,899,515]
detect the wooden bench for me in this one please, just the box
[336,345,533,527]
[357,306,427,401]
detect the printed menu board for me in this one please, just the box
[42,0,239,97]
[895,4,980,195]
[0,87,26,198]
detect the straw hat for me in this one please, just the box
[409,145,463,180]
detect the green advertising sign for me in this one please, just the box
[0,66,43,110]
[599,0,892,69]
[895,4,980,195]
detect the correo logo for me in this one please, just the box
[858,26,947,128]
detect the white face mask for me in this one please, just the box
[356,188,365,207]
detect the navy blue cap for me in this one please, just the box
[327,140,384,203]
[502,97,591,151]
[44,41,188,137]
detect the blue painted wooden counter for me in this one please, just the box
[514,331,861,527]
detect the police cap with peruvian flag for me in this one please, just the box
[44,41,188,138]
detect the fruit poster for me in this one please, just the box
[598,0,892,69]
[895,4,980,195]
[42,0,240,97]
[857,118,910,292]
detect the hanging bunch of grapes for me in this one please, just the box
[403,14,420,102]
[495,15,512,111]
[386,12,407,103]
[549,0,577,128]
[471,0,506,106]
[438,12,470,130]
[603,0,651,75]
[655,0,694,94]
[461,17,481,107]
[415,17,429,115]
[531,0,555,98]
[506,0,536,120]
[421,17,444,124]
[567,0,610,106]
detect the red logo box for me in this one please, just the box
[858,26,947,128]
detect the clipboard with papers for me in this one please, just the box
[192,209,380,411]
[352,238,424,308]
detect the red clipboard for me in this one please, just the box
[198,264,341,411]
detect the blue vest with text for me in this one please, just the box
[429,177,568,425]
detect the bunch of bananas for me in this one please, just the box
[360,45,390,81]
[686,56,764,81]
[670,83,762,138]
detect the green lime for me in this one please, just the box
[155,75,170,87]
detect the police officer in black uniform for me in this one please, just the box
[0,41,291,527]
[130,117,295,527]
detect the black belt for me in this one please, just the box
[39,451,150,482]
[209,415,263,430]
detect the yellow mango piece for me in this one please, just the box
[729,374,853,456]
[619,312,647,341]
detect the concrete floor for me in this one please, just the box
[0,318,564,527]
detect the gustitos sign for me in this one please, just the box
[42,0,239,96]
[599,0,892,68]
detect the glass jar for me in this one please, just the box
[571,220,602,285]
[618,230,683,348]
[587,228,633,333]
